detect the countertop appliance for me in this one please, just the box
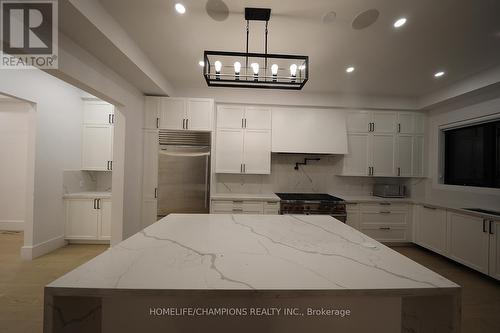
[373,184,406,198]
[157,130,211,217]
[275,193,346,222]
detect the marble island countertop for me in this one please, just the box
[48,214,458,291]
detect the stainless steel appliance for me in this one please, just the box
[373,184,406,198]
[275,193,347,222]
[157,130,211,217]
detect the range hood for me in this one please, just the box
[271,107,348,154]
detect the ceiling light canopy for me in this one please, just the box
[174,3,186,14]
[393,17,407,28]
[346,66,355,73]
[202,8,309,90]
[434,71,445,78]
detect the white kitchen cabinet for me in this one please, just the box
[65,198,110,242]
[144,96,161,129]
[397,112,425,134]
[342,134,370,176]
[346,203,360,230]
[242,130,271,174]
[489,220,500,280]
[159,97,213,131]
[83,100,114,125]
[415,205,448,255]
[216,105,271,174]
[372,112,396,133]
[412,136,425,177]
[396,135,413,177]
[264,201,280,215]
[371,134,396,176]
[447,212,490,274]
[346,111,371,133]
[82,125,114,171]
[211,199,279,215]
[215,129,244,173]
[141,130,159,228]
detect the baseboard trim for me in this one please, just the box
[21,235,67,260]
[0,220,24,231]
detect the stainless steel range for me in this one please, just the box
[275,193,347,222]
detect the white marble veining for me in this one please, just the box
[49,214,457,291]
[211,193,280,201]
[63,191,111,199]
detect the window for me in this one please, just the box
[444,120,500,188]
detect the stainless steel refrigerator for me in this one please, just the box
[157,130,211,217]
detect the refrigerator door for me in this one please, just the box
[157,145,210,217]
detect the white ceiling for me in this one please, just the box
[99,0,500,97]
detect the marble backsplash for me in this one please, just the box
[215,154,416,197]
[63,170,112,194]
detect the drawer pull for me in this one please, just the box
[379,202,391,206]
[379,211,391,214]
[422,205,437,210]
[232,208,243,212]
[379,227,391,230]
[233,200,244,203]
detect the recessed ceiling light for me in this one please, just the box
[346,66,355,73]
[393,17,407,28]
[198,61,205,67]
[434,71,445,78]
[175,3,186,14]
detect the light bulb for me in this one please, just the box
[299,64,306,71]
[393,18,407,28]
[174,3,186,14]
[346,66,355,73]
[271,64,279,75]
[214,61,222,73]
[251,63,259,74]
[290,64,298,77]
[234,62,241,74]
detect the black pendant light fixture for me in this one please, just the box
[202,8,309,90]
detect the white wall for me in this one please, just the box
[0,101,33,231]
[416,95,500,209]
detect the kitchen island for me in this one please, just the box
[44,214,460,333]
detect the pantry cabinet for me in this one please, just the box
[141,129,159,228]
[215,105,271,174]
[65,198,111,241]
[342,110,425,177]
[144,97,214,131]
[447,212,490,274]
[81,101,114,171]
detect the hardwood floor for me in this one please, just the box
[0,232,498,332]
[0,231,108,333]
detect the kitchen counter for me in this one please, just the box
[44,214,460,332]
[211,193,280,202]
[63,191,111,199]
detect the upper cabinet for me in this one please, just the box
[82,101,114,171]
[144,97,214,131]
[342,110,425,177]
[215,105,271,174]
[272,107,348,154]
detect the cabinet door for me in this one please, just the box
[346,111,371,133]
[83,101,114,125]
[372,111,396,133]
[346,211,360,230]
[412,136,425,177]
[99,199,111,240]
[65,199,99,240]
[142,199,158,228]
[142,130,159,201]
[342,133,370,175]
[144,97,161,129]
[159,98,186,130]
[244,106,272,130]
[415,205,447,255]
[396,135,413,177]
[215,129,244,173]
[217,105,245,129]
[447,212,490,274]
[82,125,113,171]
[398,113,414,134]
[371,134,396,176]
[414,113,425,134]
[243,129,271,174]
[186,98,213,131]
[489,220,500,280]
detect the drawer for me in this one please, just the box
[360,211,408,226]
[241,201,264,214]
[346,203,359,212]
[360,202,409,212]
[360,225,408,242]
[211,200,264,214]
[211,200,234,213]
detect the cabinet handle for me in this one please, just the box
[97,199,101,209]
[244,118,247,128]
[154,188,158,199]
[483,219,487,233]
[108,114,112,124]
[398,167,401,176]
[93,199,97,209]
[243,164,246,173]
[380,211,391,214]
[156,117,159,129]
[112,114,115,124]
[242,118,244,128]
[182,119,185,129]
[398,123,401,133]
[232,208,243,212]
[109,161,113,171]
[380,202,391,206]
[186,119,189,129]
[490,220,494,235]
[422,205,436,210]
[379,227,391,230]
[372,123,375,132]
[107,161,110,170]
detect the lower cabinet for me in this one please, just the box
[65,198,111,242]
[489,220,500,280]
[414,205,447,255]
[447,212,490,274]
[211,200,279,215]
